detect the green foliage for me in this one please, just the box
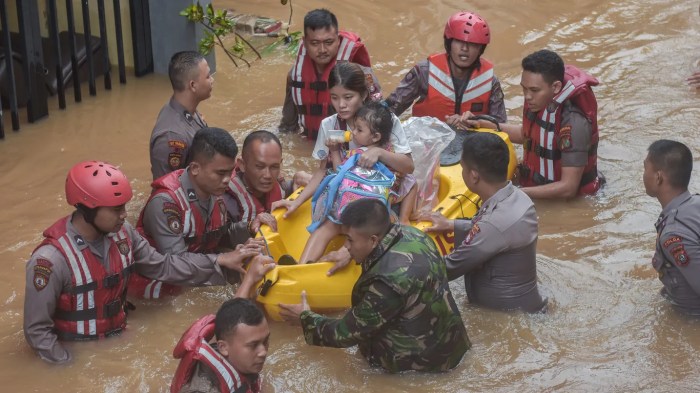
[181,1,301,68]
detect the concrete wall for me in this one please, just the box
[148,0,215,75]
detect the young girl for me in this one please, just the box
[273,62,416,263]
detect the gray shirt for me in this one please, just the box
[24,218,226,364]
[141,170,247,253]
[445,182,547,312]
[386,58,507,123]
[652,191,700,315]
[150,97,207,180]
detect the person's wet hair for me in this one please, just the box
[242,130,282,158]
[647,139,693,189]
[191,127,238,163]
[461,132,509,183]
[356,102,393,146]
[328,62,369,103]
[340,199,391,237]
[168,51,205,92]
[522,49,565,85]
[215,298,265,340]
[304,8,338,34]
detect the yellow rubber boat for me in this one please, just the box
[255,128,516,320]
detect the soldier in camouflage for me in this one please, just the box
[279,198,470,373]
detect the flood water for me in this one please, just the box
[1,0,700,391]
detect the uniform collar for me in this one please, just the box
[179,168,200,202]
[479,181,515,215]
[657,191,692,229]
[362,224,402,271]
[168,96,201,127]
[66,214,92,251]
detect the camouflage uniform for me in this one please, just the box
[300,225,470,373]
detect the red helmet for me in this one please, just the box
[444,11,490,45]
[65,161,133,208]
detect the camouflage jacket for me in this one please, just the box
[300,225,471,373]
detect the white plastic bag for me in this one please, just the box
[401,116,455,214]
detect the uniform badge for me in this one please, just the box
[168,140,187,150]
[33,258,53,291]
[670,244,690,267]
[168,215,182,234]
[168,153,182,169]
[162,202,181,218]
[559,126,572,151]
[663,236,682,248]
[74,235,86,247]
[116,239,130,255]
[464,223,480,245]
[365,74,376,93]
[187,189,197,200]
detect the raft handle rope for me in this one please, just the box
[449,193,481,219]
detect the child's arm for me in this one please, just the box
[327,141,344,171]
[271,160,327,218]
[357,148,415,174]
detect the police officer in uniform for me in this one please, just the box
[150,51,213,180]
[23,161,267,364]
[644,139,700,315]
[422,132,547,312]
[132,128,263,299]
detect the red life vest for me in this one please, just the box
[291,30,371,139]
[36,217,134,340]
[130,169,228,299]
[412,53,494,119]
[226,168,284,222]
[519,65,601,195]
[170,315,261,393]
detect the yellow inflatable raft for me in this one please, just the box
[255,128,516,320]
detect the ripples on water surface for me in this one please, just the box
[1,0,700,391]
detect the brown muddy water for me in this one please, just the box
[1,0,700,391]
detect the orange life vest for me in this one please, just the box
[130,169,228,299]
[290,30,371,139]
[412,53,494,119]
[225,168,284,222]
[170,315,261,393]
[37,217,134,340]
[519,65,601,195]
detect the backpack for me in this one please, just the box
[308,153,395,233]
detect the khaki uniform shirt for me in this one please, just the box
[446,182,547,312]
[150,97,207,180]
[24,218,226,364]
[652,191,700,315]
[559,101,593,167]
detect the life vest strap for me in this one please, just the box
[55,298,124,321]
[295,103,333,116]
[67,264,134,294]
[526,111,556,132]
[290,80,304,89]
[57,327,123,341]
[309,81,328,91]
[523,138,561,160]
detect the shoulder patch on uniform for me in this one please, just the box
[663,236,682,248]
[116,239,130,256]
[162,202,182,218]
[168,140,187,150]
[559,126,573,151]
[670,244,690,266]
[33,258,53,291]
[168,215,183,234]
[464,223,480,245]
[168,153,182,169]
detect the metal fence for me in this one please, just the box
[0,0,153,139]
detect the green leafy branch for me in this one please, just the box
[180,2,261,67]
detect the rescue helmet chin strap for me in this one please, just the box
[75,204,110,235]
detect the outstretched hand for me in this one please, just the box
[270,199,299,219]
[278,290,310,325]
[321,247,352,276]
[418,211,455,233]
